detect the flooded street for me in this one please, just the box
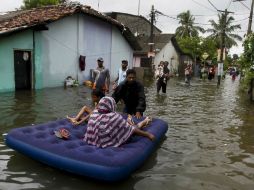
[1,75,254,190]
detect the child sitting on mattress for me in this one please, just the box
[83,96,154,148]
[66,89,104,126]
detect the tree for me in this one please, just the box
[20,0,68,9]
[176,36,201,57]
[241,33,254,69]
[237,33,254,91]
[206,13,242,50]
[176,36,217,62]
[200,37,217,61]
[175,10,204,38]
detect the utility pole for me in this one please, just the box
[138,0,141,15]
[97,0,101,10]
[248,0,254,35]
[233,0,254,35]
[217,9,233,86]
[148,5,155,68]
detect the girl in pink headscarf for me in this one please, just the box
[84,96,154,148]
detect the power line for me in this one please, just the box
[227,0,233,9]
[239,1,251,10]
[155,8,248,29]
[233,12,249,15]
[190,0,217,12]
[232,17,249,22]
[207,0,219,11]
[241,1,250,10]
[156,10,213,26]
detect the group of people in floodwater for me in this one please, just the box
[199,64,216,81]
[66,57,237,148]
[199,64,240,81]
[67,57,154,148]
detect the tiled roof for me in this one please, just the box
[136,33,174,53]
[0,3,141,50]
[106,12,162,36]
[135,33,192,57]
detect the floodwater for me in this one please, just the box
[0,75,254,190]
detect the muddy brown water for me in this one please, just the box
[0,75,254,190]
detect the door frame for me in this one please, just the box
[13,49,34,90]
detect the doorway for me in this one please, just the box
[14,50,32,90]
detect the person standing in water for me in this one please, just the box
[112,69,146,118]
[113,59,128,90]
[92,57,110,95]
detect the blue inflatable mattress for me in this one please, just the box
[5,117,168,181]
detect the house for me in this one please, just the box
[0,3,141,92]
[133,34,193,76]
[106,12,161,37]
[106,12,193,76]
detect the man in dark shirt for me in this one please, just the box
[112,69,146,118]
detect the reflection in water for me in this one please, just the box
[0,76,254,190]
[13,91,37,127]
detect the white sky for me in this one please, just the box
[1,0,252,55]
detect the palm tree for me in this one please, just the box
[175,10,204,38]
[206,13,242,49]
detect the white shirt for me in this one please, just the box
[117,68,128,85]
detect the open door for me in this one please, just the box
[14,50,32,90]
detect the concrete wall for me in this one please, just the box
[0,13,134,92]
[40,15,79,88]
[38,14,127,87]
[110,26,133,80]
[78,15,112,81]
[0,30,34,92]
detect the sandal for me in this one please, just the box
[54,128,70,139]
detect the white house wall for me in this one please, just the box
[40,14,128,88]
[154,41,179,73]
[111,26,133,79]
[41,15,79,87]
[78,14,112,81]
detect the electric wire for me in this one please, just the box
[190,0,218,12]
[240,1,250,10]
[207,0,219,11]
[227,0,233,9]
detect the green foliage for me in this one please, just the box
[176,36,201,57]
[241,33,254,69]
[200,38,217,60]
[240,70,254,92]
[175,10,204,38]
[21,0,66,9]
[238,33,254,91]
[206,13,242,49]
[176,36,217,61]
